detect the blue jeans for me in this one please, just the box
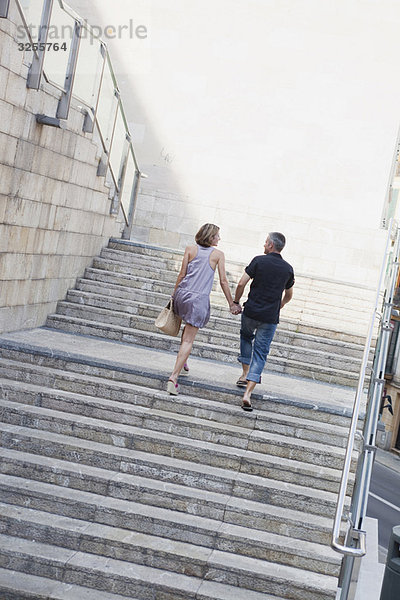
[238,313,277,383]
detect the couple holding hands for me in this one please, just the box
[167,223,294,411]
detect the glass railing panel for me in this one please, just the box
[18,0,141,233]
[20,0,44,42]
[119,149,136,222]
[108,105,126,188]
[96,57,117,153]
[42,0,74,89]
[73,33,103,109]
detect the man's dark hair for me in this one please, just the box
[269,232,286,252]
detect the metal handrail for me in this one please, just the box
[331,219,394,557]
[60,0,105,42]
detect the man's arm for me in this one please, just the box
[281,285,293,308]
[234,272,251,303]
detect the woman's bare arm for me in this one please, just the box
[172,246,192,296]
[216,252,236,309]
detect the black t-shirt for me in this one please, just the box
[243,253,295,323]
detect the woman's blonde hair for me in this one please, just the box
[195,223,219,247]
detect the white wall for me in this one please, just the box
[66,0,400,286]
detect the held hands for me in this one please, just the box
[230,302,242,315]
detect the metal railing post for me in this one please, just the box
[0,0,10,18]
[27,0,54,89]
[122,169,142,240]
[56,19,82,119]
[110,132,131,215]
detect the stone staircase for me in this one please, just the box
[45,238,372,388]
[0,237,364,599]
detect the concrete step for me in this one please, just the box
[52,302,365,371]
[0,342,359,427]
[73,278,369,344]
[3,445,344,541]
[0,324,347,598]
[0,396,350,484]
[62,291,367,359]
[83,265,223,302]
[0,422,348,517]
[101,245,183,272]
[100,246,375,314]
[0,358,352,446]
[76,278,365,347]
[81,264,365,335]
[75,275,244,323]
[107,240,375,308]
[87,257,368,329]
[0,381,351,492]
[0,567,136,600]
[106,239,376,338]
[47,310,361,375]
[104,241,354,294]
[0,479,341,576]
[93,255,179,285]
[2,231,371,597]
[109,237,184,263]
[45,314,362,386]
[0,533,337,600]
[0,450,340,546]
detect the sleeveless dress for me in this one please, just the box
[173,245,216,328]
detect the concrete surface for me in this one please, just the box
[2,326,392,600]
[0,327,364,419]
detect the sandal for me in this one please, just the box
[241,399,253,412]
[236,379,247,388]
[180,362,189,376]
[167,380,179,395]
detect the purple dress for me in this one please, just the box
[173,245,216,328]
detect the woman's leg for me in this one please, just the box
[179,328,190,373]
[170,324,199,383]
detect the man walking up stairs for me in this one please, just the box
[0,238,364,599]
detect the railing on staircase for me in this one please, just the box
[4,0,142,238]
[332,218,400,599]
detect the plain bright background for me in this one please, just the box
[66,0,400,231]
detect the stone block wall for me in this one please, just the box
[0,4,124,333]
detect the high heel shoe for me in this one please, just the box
[180,362,189,376]
[167,379,179,395]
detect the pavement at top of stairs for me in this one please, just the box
[0,327,366,418]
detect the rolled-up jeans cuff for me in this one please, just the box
[247,373,261,383]
[237,355,251,365]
